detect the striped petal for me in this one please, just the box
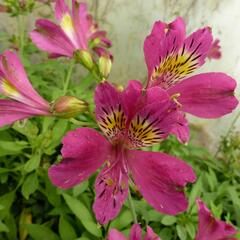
[94,82,127,143]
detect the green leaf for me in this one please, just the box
[62,193,102,237]
[159,228,173,240]
[44,176,61,207]
[21,173,39,199]
[110,210,132,229]
[228,187,240,225]
[161,215,177,226]
[25,224,60,240]
[73,181,89,197]
[59,215,77,240]
[13,120,39,140]
[176,225,187,240]
[5,214,17,239]
[188,175,202,210]
[0,191,15,220]
[0,140,28,156]
[24,154,41,173]
[185,222,196,239]
[0,220,9,232]
[147,209,163,222]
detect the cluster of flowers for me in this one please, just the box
[0,0,238,239]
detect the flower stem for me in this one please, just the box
[17,15,25,57]
[214,110,240,157]
[128,190,138,224]
[63,60,75,94]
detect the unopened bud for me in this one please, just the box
[19,209,32,240]
[75,50,93,70]
[52,96,88,119]
[98,56,112,79]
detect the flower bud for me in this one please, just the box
[51,96,88,119]
[98,55,112,79]
[19,209,32,240]
[75,50,93,70]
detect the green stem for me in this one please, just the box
[63,60,75,94]
[69,118,95,127]
[214,110,240,157]
[128,190,138,224]
[17,15,25,57]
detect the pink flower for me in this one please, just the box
[0,50,51,127]
[37,0,56,3]
[144,17,238,143]
[48,80,196,224]
[30,0,112,59]
[108,224,161,240]
[207,39,222,60]
[196,199,238,240]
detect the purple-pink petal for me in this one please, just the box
[48,128,110,189]
[207,39,221,60]
[170,111,190,143]
[129,224,142,239]
[0,51,50,110]
[128,150,196,215]
[55,0,70,21]
[93,161,128,225]
[94,81,127,142]
[167,72,239,118]
[144,18,185,85]
[108,224,161,240]
[30,19,74,57]
[196,199,238,240]
[108,229,126,240]
[71,0,88,49]
[144,226,161,240]
[126,85,179,148]
[183,27,213,67]
[0,99,50,127]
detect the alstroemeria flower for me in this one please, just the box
[108,224,161,240]
[196,199,238,240]
[30,0,111,59]
[49,80,196,224]
[0,50,51,127]
[144,17,238,142]
[207,39,221,60]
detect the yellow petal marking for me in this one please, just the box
[1,78,20,97]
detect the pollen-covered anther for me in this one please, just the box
[104,178,114,186]
[164,24,170,33]
[120,181,126,190]
[171,93,182,108]
[105,160,111,167]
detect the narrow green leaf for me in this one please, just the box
[73,181,89,197]
[25,224,60,240]
[59,215,77,240]
[0,191,15,220]
[21,173,39,199]
[24,154,41,173]
[188,175,202,210]
[62,193,102,237]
